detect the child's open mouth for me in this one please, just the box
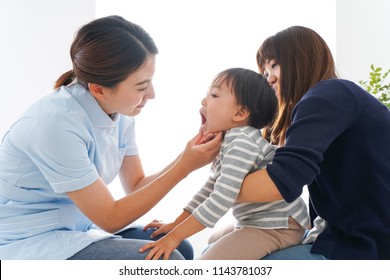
[196,112,216,144]
[200,112,207,129]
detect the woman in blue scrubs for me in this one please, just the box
[0,15,222,260]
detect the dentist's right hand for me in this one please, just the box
[177,131,223,174]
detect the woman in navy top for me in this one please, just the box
[238,26,390,259]
[0,15,222,260]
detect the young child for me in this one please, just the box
[139,68,309,260]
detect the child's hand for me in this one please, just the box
[143,219,176,238]
[139,233,181,260]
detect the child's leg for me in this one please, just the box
[207,221,235,245]
[198,217,304,260]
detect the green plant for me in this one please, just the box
[359,64,390,109]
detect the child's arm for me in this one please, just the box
[143,210,191,238]
[140,175,217,259]
[139,214,205,260]
[143,173,217,238]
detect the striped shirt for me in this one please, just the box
[185,126,309,229]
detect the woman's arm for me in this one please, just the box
[118,154,180,195]
[67,131,222,233]
[119,131,220,194]
[67,164,186,233]
[237,168,283,203]
[118,155,145,195]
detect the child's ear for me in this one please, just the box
[233,106,250,122]
[88,83,106,101]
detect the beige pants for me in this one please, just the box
[198,217,305,260]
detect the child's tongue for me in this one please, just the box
[199,112,207,130]
[197,113,211,144]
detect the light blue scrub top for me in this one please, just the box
[0,83,138,259]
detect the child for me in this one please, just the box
[139,68,309,260]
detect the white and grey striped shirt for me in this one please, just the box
[185,126,309,230]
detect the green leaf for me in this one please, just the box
[362,64,390,108]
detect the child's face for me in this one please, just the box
[199,80,246,135]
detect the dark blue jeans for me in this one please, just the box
[68,226,193,260]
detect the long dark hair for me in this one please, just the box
[212,68,277,129]
[256,26,337,146]
[54,15,158,89]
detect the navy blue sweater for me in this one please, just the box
[267,79,390,259]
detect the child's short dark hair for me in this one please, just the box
[211,68,277,129]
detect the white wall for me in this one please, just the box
[336,0,390,82]
[0,0,95,137]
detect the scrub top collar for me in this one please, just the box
[69,83,119,127]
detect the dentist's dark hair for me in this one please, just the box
[55,15,158,89]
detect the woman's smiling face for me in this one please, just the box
[91,55,156,117]
[263,59,280,98]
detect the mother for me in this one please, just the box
[239,26,390,260]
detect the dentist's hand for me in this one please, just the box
[177,131,222,174]
[143,219,175,238]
